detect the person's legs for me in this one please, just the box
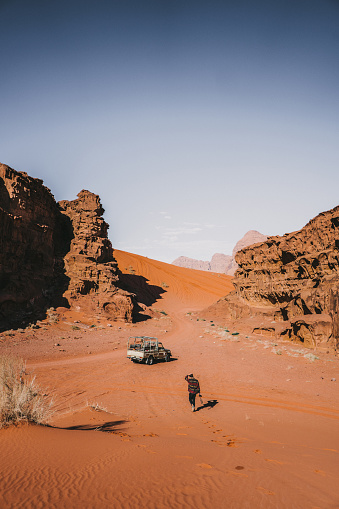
[189,393,196,411]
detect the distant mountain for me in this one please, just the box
[172,230,267,275]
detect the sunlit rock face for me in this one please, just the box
[221,206,339,349]
[0,163,134,329]
[59,190,134,322]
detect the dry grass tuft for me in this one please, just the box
[0,355,53,428]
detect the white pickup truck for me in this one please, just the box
[127,336,172,365]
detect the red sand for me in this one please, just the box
[1,251,338,509]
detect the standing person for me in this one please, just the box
[185,374,201,412]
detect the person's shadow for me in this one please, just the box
[196,399,218,412]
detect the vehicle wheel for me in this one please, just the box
[146,356,154,365]
[165,354,171,362]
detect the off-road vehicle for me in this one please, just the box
[127,336,171,365]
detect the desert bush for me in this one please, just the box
[0,356,53,428]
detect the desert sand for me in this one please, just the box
[1,251,338,509]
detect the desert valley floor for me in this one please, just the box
[1,250,339,509]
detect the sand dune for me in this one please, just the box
[1,251,339,509]
[113,249,234,313]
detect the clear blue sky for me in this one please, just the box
[1,0,338,263]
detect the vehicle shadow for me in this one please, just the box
[196,400,219,412]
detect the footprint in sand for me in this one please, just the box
[257,486,275,496]
[265,458,285,465]
[211,438,239,448]
[254,449,262,454]
[314,469,326,476]
[227,470,248,478]
[197,463,213,469]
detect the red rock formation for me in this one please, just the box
[0,164,134,329]
[210,207,339,350]
[228,230,268,275]
[59,191,133,321]
[0,164,68,328]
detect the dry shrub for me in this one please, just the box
[0,355,53,428]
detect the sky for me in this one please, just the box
[1,0,338,263]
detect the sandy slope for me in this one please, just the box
[1,251,339,509]
[113,249,234,313]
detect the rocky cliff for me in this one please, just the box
[229,230,268,275]
[0,164,134,329]
[59,191,133,321]
[172,231,267,274]
[211,206,339,350]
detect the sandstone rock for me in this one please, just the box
[59,190,134,322]
[172,231,267,275]
[0,164,134,329]
[228,230,268,275]
[0,163,68,329]
[210,253,233,273]
[172,256,210,271]
[212,206,339,350]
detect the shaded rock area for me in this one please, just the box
[0,164,134,330]
[172,231,267,275]
[204,207,339,350]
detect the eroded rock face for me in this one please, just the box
[59,191,134,321]
[0,164,69,328]
[218,206,339,350]
[229,230,268,275]
[0,164,134,329]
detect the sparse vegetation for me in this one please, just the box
[71,325,80,330]
[0,356,53,428]
[159,310,168,316]
[87,401,108,412]
[304,352,319,362]
[161,282,169,288]
[47,307,59,324]
[127,265,135,275]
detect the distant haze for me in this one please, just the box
[172,230,268,274]
[1,0,338,263]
